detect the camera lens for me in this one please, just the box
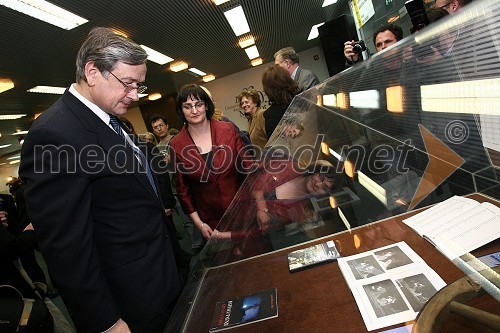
[352,44,362,55]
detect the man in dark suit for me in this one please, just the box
[19,27,181,333]
[274,47,320,91]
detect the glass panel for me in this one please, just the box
[167,1,500,331]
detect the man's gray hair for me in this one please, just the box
[75,27,147,82]
[274,47,300,64]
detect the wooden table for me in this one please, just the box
[174,193,500,333]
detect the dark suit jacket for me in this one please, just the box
[19,90,181,332]
[170,119,247,229]
[295,67,319,91]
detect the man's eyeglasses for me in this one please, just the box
[182,101,205,111]
[152,123,165,131]
[438,0,454,9]
[108,71,147,94]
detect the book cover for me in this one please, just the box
[209,287,278,332]
[287,240,340,272]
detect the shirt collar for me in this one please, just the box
[69,84,110,125]
[291,66,299,80]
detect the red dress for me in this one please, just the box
[170,119,248,229]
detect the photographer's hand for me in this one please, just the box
[0,210,7,228]
[344,40,359,62]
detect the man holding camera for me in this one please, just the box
[343,24,404,68]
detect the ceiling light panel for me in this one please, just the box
[188,68,206,76]
[203,75,215,82]
[0,79,14,93]
[224,6,250,37]
[27,86,65,94]
[251,58,262,66]
[0,114,26,120]
[170,62,188,72]
[244,45,259,60]
[0,0,88,30]
[308,23,325,40]
[238,36,255,48]
[140,45,173,65]
[322,0,338,7]
[213,0,230,4]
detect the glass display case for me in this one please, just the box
[166,1,500,331]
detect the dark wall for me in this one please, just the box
[319,14,358,77]
[139,94,183,132]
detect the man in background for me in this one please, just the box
[434,0,472,14]
[274,47,319,91]
[20,27,181,332]
[151,115,174,153]
[343,24,404,68]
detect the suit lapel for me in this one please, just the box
[62,91,161,204]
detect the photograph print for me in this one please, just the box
[374,245,413,270]
[347,255,385,280]
[363,279,409,318]
[395,273,439,312]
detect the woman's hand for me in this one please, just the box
[200,222,213,240]
[256,210,270,234]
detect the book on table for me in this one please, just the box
[402,196,500,259]
[287,240,340,272]
[209,287,278,332]
[337,241,446,331]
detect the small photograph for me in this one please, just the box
[347,255,385,280]
[363,279,409,318]
[374,245,413,270]
[396,273,438,312]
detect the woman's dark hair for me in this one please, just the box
[304,160,343,193]
[262,65,301,105]
[175,84,215,123]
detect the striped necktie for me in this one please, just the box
[109,115,158,197]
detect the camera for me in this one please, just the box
[352,40,366,55]
[405,0,429,33]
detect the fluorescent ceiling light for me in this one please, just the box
[308,23,325,40]
[187,68,206,76]
[421,78,500,114]
[322,0,338,7]
[0,114,26,120]
[386,86,404,113]
[0,144,12,149]
[251,58,262,66]
[337,92,349,109]
[329,148,342,161]
[27,86,65,94]
[138,93,148,99]
[358,170,387,205]
[12,130,28,135]
[322,94,337,107]
[140,45,173,65]
[148,93,162,101]
[349,90,380,108]
[238,36,255,48]
[203,75,216,83]
[0,0,88,30]
[244,45,259,60]
[170,62,188,72]
[7,154,20,160]
[9,160,21,165]
[0,79,14,93]
[213,0,230,4]
[224,6,250,37]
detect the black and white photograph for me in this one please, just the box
[363,280,409,318]
[347,255,385,280]
[396,274,439,312]
[374,245,413,270]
